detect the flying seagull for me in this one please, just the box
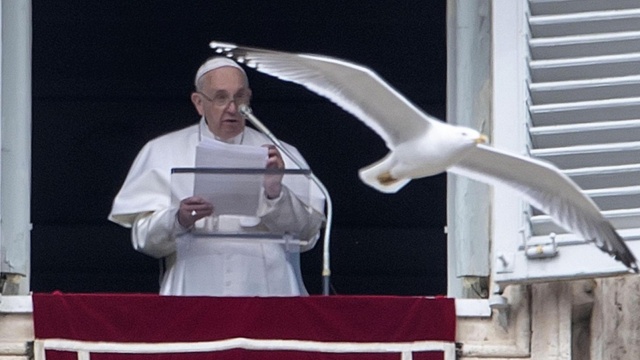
[209,40,639,273]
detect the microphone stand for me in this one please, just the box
[239,104,333,295]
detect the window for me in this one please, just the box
[491,0,640,286]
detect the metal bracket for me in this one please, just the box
[495,252,515,273]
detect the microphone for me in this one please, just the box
[239,104,334,296]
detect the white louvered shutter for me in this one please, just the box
[492,0,640,285]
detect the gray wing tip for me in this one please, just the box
[597,224,639,273]
[613,249,639,274]
[618,255,639,274]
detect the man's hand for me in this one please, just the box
[263,144,284,199]
[177,196,214,228]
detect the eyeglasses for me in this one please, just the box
[197,90,252,107]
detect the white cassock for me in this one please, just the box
[109,118,325,296]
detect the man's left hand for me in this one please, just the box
[263,144,284,199]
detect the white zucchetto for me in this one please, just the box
[194,57,247,86]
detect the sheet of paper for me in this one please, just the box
[194,138,268,216]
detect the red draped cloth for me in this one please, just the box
[32,293,456,360]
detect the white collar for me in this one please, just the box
[199,117,245,144]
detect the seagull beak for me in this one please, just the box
[475,134,489,144]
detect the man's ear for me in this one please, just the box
[191,92,204,116]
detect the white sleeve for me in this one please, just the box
[131,207,188,259]
[257,186,326,251]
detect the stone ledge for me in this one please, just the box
[0,342,30,356]
[0,296,32,314]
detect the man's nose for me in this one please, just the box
[225,99,238,112]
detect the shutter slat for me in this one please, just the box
[531,75,640,105]
[530,0,640,17]
[530,119,640,148]
[530,31,640,60]
[531,119,640,134]
[531,208,640,236]
[530,52,640,82]
[530,8,640,25]
[565,165,640,190]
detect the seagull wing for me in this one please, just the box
[450,144,638,272]
[210,41,435,148]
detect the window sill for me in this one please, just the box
[1,295,492,318]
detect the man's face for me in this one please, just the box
[191,67,250,140]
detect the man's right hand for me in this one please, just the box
[177,196,214,228]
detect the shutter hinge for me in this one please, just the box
[525,232,559,259]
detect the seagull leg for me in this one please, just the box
[377,171,399,185]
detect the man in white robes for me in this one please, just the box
[109,57,325,296]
